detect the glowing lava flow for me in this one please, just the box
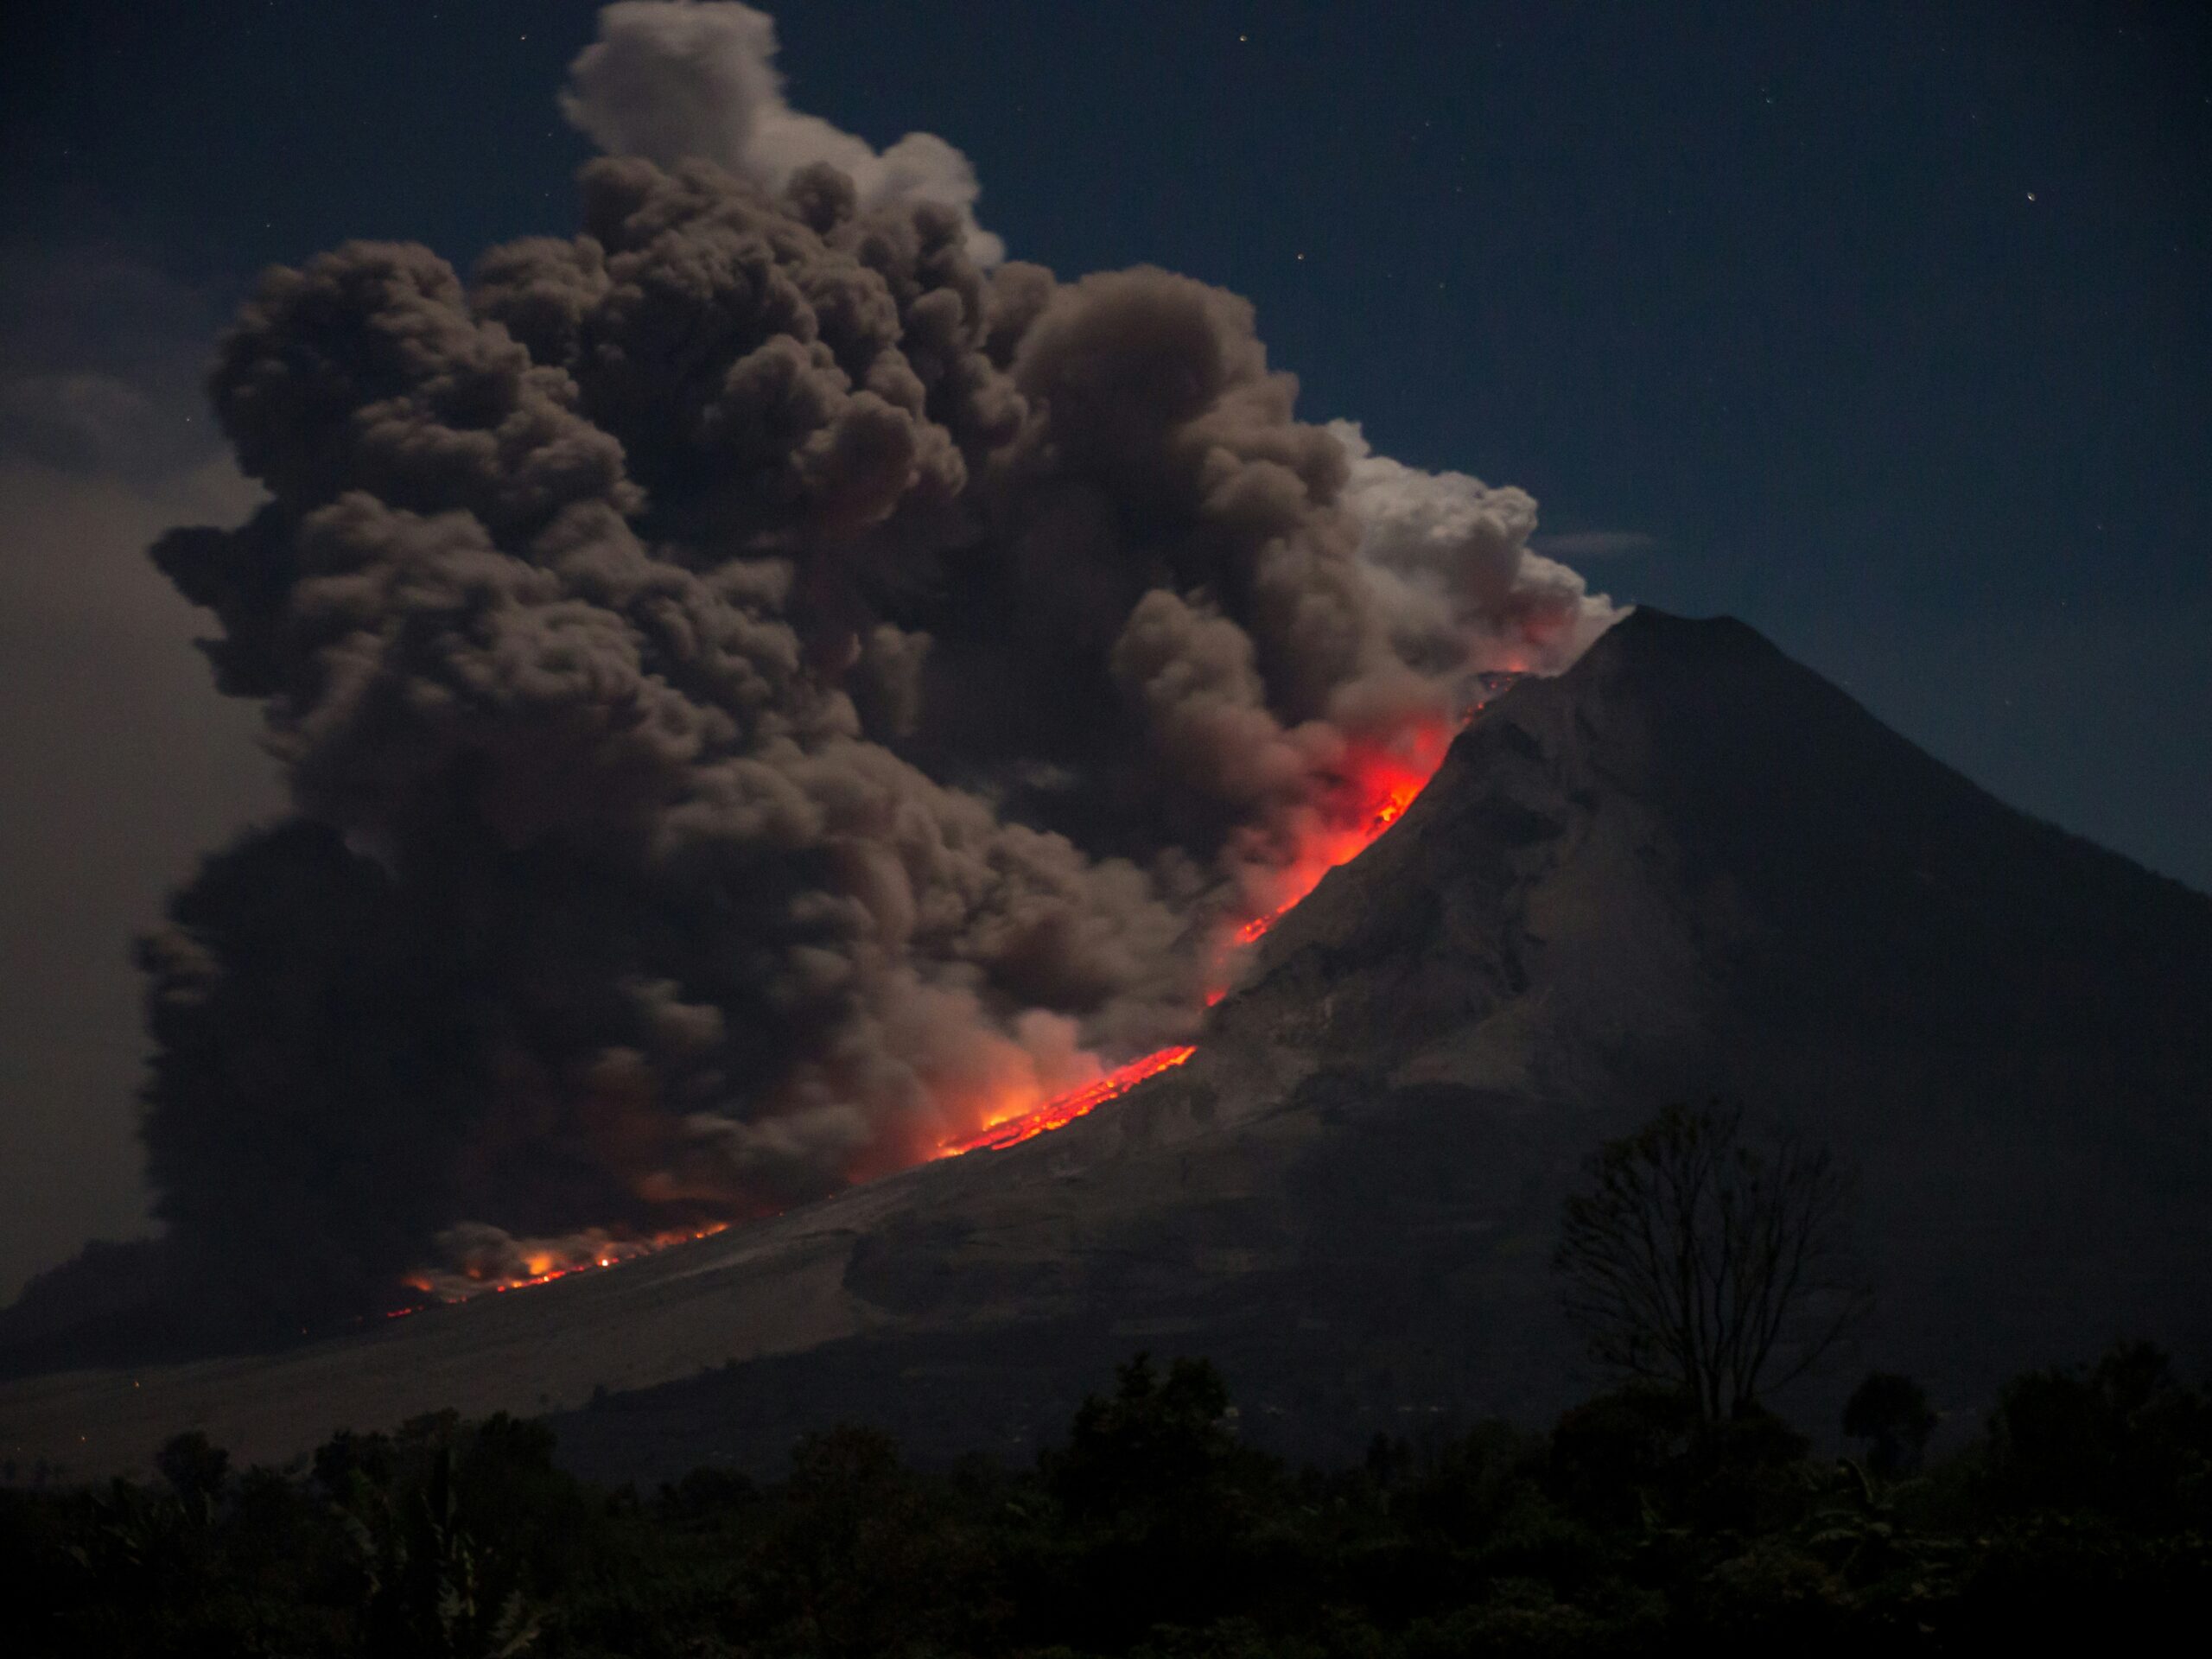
[391,1221,734,1312]
[929,737,1426,1160]
[1227,724,1449,950]
[935,1045,1198,1158]
[400,677,1525,1298]
[939,675,1538,1154]
[938,695,1504,1158]
[931,734,1443,1160]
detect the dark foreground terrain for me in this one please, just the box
[13,1342,2210,1657]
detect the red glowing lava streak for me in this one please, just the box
[937,1045,1198,1157]
[1205,717,1453,982]
[393,1221,734,1309]
[944,709,1479,1158]
[407,683,1517,1296]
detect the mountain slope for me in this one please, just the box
[7,609,2209,1481]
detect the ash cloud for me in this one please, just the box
[561,2,1004,264]
[95,3,1617,1329]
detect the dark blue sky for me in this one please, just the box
[3,0,2207,885]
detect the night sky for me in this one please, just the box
[2,0,2206,1297]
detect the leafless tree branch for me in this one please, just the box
[1554,1101,1868,1419]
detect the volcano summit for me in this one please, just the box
[7,607,2208,1481]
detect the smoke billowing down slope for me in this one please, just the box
[82,3,1617,1330]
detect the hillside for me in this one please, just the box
[7,608,2209,1483]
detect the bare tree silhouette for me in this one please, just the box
[1556,1101,1868,1420]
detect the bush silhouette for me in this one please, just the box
[1842,1372,1937,1476]
[153,1431,229,1506]
[17,1341,2212,1654]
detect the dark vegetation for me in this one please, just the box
[11,1104,2205,1654]
[6,1339,2207,1656]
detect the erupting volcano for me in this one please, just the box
[14,609,2212,1478]
[903,675,1540,1157]
[3,1,1618,1344]
[925,730,1448,1162]
[423,696,1483,1300]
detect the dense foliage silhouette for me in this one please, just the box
[9,1337,2209,1656]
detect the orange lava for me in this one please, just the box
[936,1045,1198,1158]
[1255,724,1447,927]
[396,675,1529,1297]
[938,707,1473,1161]
[1185,715,1459,1008]
[394,1221,734,1309]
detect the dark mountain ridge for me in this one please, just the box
[5,608,2208,1482]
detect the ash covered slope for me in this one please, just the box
[632,605,2209,1471]
[1205,607,2212,1381]
[8,609,2209,1479]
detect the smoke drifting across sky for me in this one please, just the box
[126,2,1615,1322]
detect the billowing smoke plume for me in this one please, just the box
[560,1,1003,264]
[128,2,1616,1325]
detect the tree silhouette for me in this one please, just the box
[154,1430,230,1508]
[345,1443,540,1659]
[1843,1371,1937,1476]
[766,1426,964,1659]
[1046,1352,1249,1533]
[1555,1100,1867,1420]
